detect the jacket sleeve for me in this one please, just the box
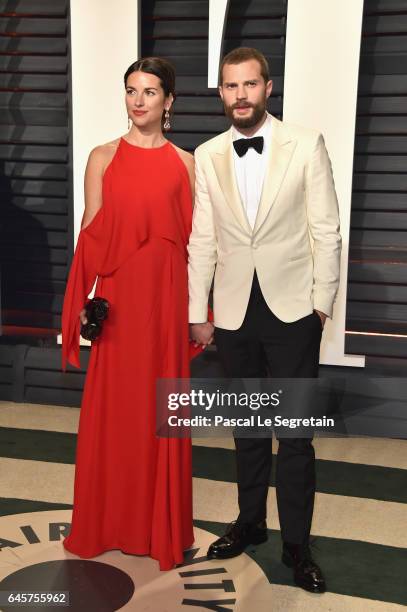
[187,151,218,323]
[61,230,98,371]
[305,134,342,318]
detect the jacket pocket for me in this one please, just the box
[288,253,311,263]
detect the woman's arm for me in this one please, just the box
[81,139,120,229]
[81,146,106,230]
[78,141,119,322]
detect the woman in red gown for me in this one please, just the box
[61,58,201,570]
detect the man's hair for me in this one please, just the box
[219,47,270,85]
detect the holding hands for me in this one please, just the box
[190,322,215,349]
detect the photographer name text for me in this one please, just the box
[168,415,334,429]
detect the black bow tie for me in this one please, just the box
[233,136,264,157]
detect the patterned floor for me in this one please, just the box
[0,401,406,611]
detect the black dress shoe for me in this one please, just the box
[282,543,326,593]
[207,520,268,560]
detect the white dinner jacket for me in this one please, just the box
[188,114,342,328]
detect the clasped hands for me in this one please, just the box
[189,322,215,349]
[189,310,326,350]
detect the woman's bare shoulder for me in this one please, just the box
[171,143,194,171]
[170,144,195,198]
[87,138,121,171]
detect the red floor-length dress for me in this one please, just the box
[61,137,197,570]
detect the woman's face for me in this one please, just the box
[125,70,172,130]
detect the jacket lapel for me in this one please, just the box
[209,129,252,235]
[208,117,297,236]
[253,116,297,235]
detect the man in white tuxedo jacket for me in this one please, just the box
[188,47,341,594]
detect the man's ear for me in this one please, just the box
[266,79,273,99]
[218,85,224,101]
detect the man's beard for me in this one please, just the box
[224,98,267,129]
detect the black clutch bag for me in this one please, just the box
[80,297,109,341]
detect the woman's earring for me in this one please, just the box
[128,116,131,130]
[163,109,171,131]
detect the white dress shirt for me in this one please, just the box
[232,112,272,230]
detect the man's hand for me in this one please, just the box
[190,322,214,349]
[314,310,327,328]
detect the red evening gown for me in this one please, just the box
[61,137,197,570]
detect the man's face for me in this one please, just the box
[219,59,273,129]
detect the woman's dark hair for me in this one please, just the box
[124,57,176,101]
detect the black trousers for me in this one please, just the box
[214,271,322,546]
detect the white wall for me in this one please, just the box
[70,0,139,242]
[208,0,230,87]
[58,0,139,346]
[283,0,365,367]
